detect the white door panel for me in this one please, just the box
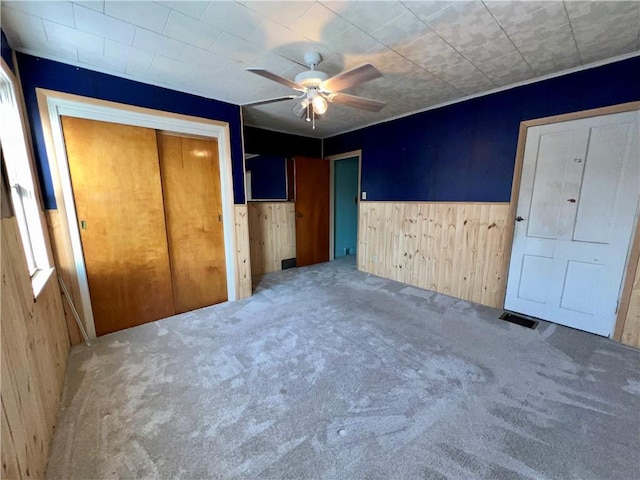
[506,110,639,336]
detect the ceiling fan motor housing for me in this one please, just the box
[294,70,329,88]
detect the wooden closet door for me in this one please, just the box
[61,116,175,336]
[157,133,227,313]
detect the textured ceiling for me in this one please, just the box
[2,1,639,138]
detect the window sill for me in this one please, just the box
[32,267,55,298]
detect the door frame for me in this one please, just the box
[327,150,362,261]
[502,101,640,339]
[36,88,238,339]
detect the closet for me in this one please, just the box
[61,117,226,336]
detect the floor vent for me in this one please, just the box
[282,258,296,270]
[499,312,539,330]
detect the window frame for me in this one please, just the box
[0,58,53,295]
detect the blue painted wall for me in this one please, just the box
[246,155,287,200]
[16,53,245,207]
[334,157,358,257]
[324,56,640,203]
[1,30,14,72]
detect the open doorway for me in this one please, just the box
[329,150,361,260]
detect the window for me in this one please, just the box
[0,59,51,291]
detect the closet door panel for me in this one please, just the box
[157,133,227,313]
[61,116,175,336]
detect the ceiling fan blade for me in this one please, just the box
[243,95,299,107]
[246,68,305,92]
[320,64,382,92]
[328,93,386,112]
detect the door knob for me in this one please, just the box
[515,216,525,222]
[296,212,303,218]
[567,198,576,203]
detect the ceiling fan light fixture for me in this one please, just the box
[312,95,328,115]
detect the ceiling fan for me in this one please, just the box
[244,52,386,128]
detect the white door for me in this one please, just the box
[505,110,639,336]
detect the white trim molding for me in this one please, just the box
[36,88,239,339]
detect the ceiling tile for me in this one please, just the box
[79,49,127,73]
[73,4,136,45]
[435,59,494,95]
[150,54,198,78]
[73,1,104,14]
[248,51,299,74]
[248,18,331,64]
[515,26,580,76]
[1,7,47,47]
[244,1,314,28]
[156,1,210,20]
[323,26,378,55]
[125,59,152,77]
[104,1,172,34]
[133,27,186,59]
[528,53,581,77]
[403,1,455,23]
[461,36,518,65]
[370,11,428,47]
[44,19,104,56]
[486,1,565,31]
[394,29,465,73]
[493,4,569,48]
[210,32,262,65]
[3,1,75,27]
[163,10,220,50]
[104,39,153,70]
[426,1,506,51]
[566,0,640,63]
[320,1,353,16]
[289,3,351,44]
[476,50,533,86]
[336,1,408,33]
[180,44,227,70]
[201,1,264,39]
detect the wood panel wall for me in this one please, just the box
[1,216,70,479]
[358,202,511,308]
[621,255,640,347]
[248,202,296,276]
[234,204,252,299]
[46,210,84,345]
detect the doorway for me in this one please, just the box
[333,157,359,258]
[329,151,361,260]
[505,109,639,336]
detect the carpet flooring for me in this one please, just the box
[47,257,640,479]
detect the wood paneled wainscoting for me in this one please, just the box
[234,204,252,299]
[358,202,511,308]
[248,202,296,277]
[1,216,70,479]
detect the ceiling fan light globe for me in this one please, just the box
[312,95,328,115]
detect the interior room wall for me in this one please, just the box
[324,57,640,329]
[245,155,287,200]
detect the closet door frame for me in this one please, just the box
[36,88,238,339]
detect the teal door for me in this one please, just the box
[334,157,358,258]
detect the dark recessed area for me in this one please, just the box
[499,312,539,330]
